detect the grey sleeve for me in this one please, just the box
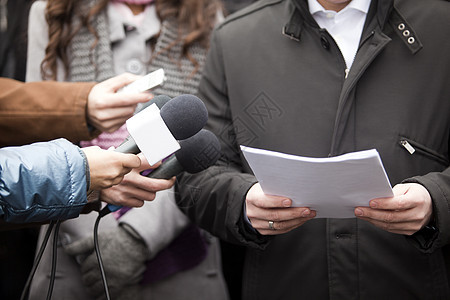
[118,187,190,258]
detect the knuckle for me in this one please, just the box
[397,197,406,210]
[383,212,394,223]
[274,221,283,230]
[269,211,280,221]
[253,198,265,208]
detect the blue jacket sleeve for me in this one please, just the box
[0,138,88,223]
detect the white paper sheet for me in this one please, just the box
[240,146,394,218]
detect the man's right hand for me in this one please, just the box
[87,73,153,133]
[245,183,316,235]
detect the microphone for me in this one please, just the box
[145,129,221,179]
[114,95,171,153]
[115,94,208,154]
[100,129,221,217]
[137,94,171,113]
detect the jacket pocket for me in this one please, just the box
[399,137,449,166]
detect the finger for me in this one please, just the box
[368,194,415,211]
[142,177,175,192]
[124,173,175,192]
[248,194,293,209]
[253,215,315,235]
[246,184,293,209]
[117,197,146,208]
[355,207,418,224]
[121,154,142,169]
[117,188,157,202]
[136,154,152,171]
[91,106,137,121]
[103,72,142,90]
[247,206,312,223]
[104,92,153,107]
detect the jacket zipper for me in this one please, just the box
[400,140,416,154]
[399,138,449,165]
[345,31,376,79]
[329,30,387,155]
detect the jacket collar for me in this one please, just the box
[107,3,160,43]
[285,0,420,53]
[285,0,393,39]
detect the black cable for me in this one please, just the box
[20,220,56,300]
[94,213,111,300]
[46,220,61,300]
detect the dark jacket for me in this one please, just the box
[176,0,450,299]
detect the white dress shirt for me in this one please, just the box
[308,0,371,70]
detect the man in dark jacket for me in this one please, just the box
[176,0,450,299]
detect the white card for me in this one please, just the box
[126,104,180,166]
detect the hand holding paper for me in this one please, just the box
[241,146,394,219]
[245,183,316,235]
[355,183,433,235]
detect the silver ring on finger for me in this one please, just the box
[268,220,275,230]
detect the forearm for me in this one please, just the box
[176,162,266,248]
[0,139,88,223]
[0,79,99,147]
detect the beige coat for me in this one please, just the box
[0,78,97,147]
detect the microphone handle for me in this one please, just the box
[114,136,139,154]
[100,137,139,215]
[145,154,184,179]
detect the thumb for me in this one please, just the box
[136,153,159,172]
[64,235,95,257]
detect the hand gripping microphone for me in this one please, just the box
[114,94,208,154]
[100,129,221,217]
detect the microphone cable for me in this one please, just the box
[94,212,111,300]
[46,220,62,300]
[20,220,56,300]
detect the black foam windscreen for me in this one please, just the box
[151,95,172,109]
[160,94,208,140]
[136,94,171,113]
[176,129,221,173]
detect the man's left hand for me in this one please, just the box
[355,183,433,235]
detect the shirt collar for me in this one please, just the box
[107,2,160,43]
[308,0,371,15]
